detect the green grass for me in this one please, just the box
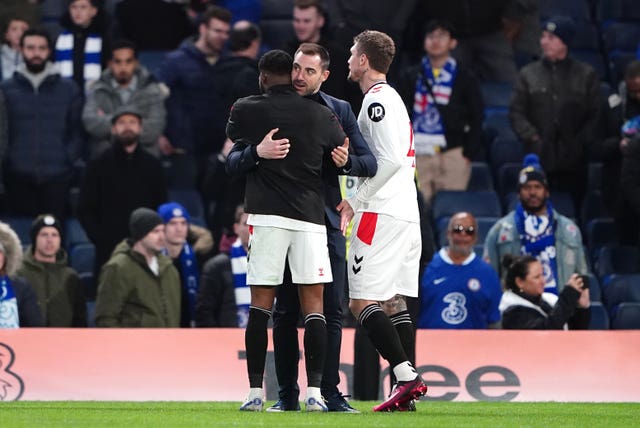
[1,401,639,428]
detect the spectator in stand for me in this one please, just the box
[157,202,213,328]
[398,19,484,202]
[419,212,501,329]
[77,106,167,299]
[285,0,361,112]
[500,254,590,329]
[1,17,29,81]
[18,214,86,327]
[599,60,640,245]
[83,39,168,158]
[0,221,43,328]
[196,205,250,328]
[620,120,640,247]
[0,28,83,222]
[157,5,232,177]
[94,207,180,327]
[484,154,589,294]
[510,16,600,213]
[54,0,110,92]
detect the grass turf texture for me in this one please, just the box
[2,402,639,427]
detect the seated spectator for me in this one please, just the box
[500,254,590,329]
[94,207,180,327]
[83,39,168,158]
[55,0,110,92]
[1,28,83,222]
[0,221,43,328]
[195,205,249,327]
[509,16,600,213]
[484,154,589,294]
[158,201,213,327]
[419,212,501,329]
[18,214,86,327]
[398,19,484,202]
[1,17,29,81]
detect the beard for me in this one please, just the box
[25,58,47,73]
[113,131,139,148]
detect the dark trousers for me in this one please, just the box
[272,226,346,404]
[5,172,70,222]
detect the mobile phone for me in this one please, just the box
[579,274,590,290]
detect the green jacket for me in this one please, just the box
[19,247,87,327]
[483,209,588,292]
[95,240,181,327]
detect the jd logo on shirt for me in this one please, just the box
[368,103,385,122]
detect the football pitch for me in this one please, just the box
[2,401,639,428]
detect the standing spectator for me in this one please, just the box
[94,207,180,327]
[196,205,250,328]
[599,60,640,245]
[83,39,168,158]
[0,221,43,328]
[285,0,360,112]
[500,254,590,329]
[509,16,600,212]
[1,17,29,81]
[18,214,86,327]
[77,107,167,299]
[226,50,346,412]
[0,28,83,221]
[156,5,232,176]
[157,201,213,327]
[620,130,640,247]
[338,30,427,412]
[419,212,501,329]
[55,0,109,92]
[483,154,589,294]
[398,19,484,202]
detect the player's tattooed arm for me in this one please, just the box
[381,294,407,316]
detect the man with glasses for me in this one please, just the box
[418,212,501,329]
[483,153,588,295]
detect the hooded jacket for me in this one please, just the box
[0,222,43,327]
[94,239,180,327]
[19,247,86,327]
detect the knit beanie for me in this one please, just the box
[518,153,548,189]
[541,16,575,47]
[157,202,190,224]
[30,214,63,244]
[129,207,164,242]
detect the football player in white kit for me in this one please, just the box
[337,30,427,412]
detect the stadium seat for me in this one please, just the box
[480,81,512,113]
[603,273,640,313]
[589,302,610,329]
[539,0,592,22]
[611,302,640,329]
[570,22,601,51]
[602,22,640,53]
[482,110,515,145]
[580,192,607,230]
[435,216,499,247]
[64,218,90,251]
[2,216,35,248]
[431,190,502,225]
[488,136,524,174]
[572,50,608,81]
[585,217,618,252]
[68,243,96,275]
[467,162,495,191]
[596,0,640,24]
[495,162,521,200]
[595,245,640,280]
[586,272,603,302]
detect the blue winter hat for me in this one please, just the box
[541,16,576,46]
[157,202,191,224]
[518,153,548,189]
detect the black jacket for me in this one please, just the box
[397,61,484,160]
[195,253,238,327]
[226,84,346,225]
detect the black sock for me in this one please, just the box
[245,306,271,388]
[303,313,327,388]
[389,310,416,386]
[359,304,407,368]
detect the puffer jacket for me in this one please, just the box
[94,239,180,327]
[509,56,600,173]
[82,65,168,157]
[19,247,86,327]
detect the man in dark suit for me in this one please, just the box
[264,43,377,412]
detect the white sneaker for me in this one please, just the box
[240,396,264,412]
[304,396,328,412]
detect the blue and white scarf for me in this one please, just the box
[55,31,102,84]
[412,56,457,155]
[514,202,559,294]
[230,238,250,328]
[0,276,19,328]
[179,243,199,327]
